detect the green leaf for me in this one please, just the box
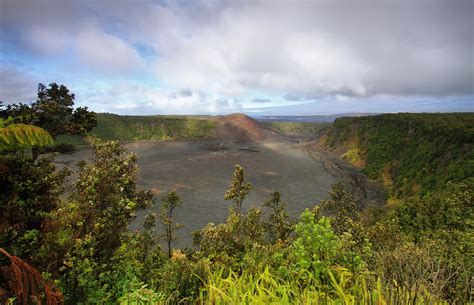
[0,123,54,150]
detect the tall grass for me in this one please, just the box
[198,266,447,304]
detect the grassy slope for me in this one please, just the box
[322,113,474,200]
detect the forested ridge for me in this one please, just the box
[92,113,218,141]
[262,121,330,137]
[55,113,218,147]
[0,86,472,304]
[322,113,473,201]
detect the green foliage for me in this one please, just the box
[0,123,54,150]
[292,213,342,277]
[390,180,473,239]
[141,213,159,262]
[263,192,293,243]
[199,266,327,304]
[159,191,184,258]
[224,164,252,215]
[57,141,154,303]
[0,154,68,260]
[316,184,374,265]
[317,183,358,230]
[194,208,265,264]
[118,285,165,304]
[375,180,474,301]
[147,255,209,303]
[324,113,474,199]
[323,113,474,303]
[263,121,330,136]
[199,254,444,304]
[34,83,97,137]
[90,113,217,141]
[71,141,153,249]
[1,83,96,157]
[1,83,97,138]
[287,211,365,285]
[0,102,35,125]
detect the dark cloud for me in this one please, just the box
[178,89,193,97]
[0,66,38,103]
[251,98,272,103]
[284,93,307,101]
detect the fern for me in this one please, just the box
[0,123,54,150]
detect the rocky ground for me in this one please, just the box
[296,139,386,209]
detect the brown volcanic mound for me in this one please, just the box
[215,113,277,142]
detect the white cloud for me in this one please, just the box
[79,82,242,115]
[1,0,472,114]
[75,24,145,73]
[0,66,39,103]
[131,0,472,98]
[22,27,71,55]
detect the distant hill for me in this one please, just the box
[319,112,474,200]
[215,113,277,142]
[254,113,378,123]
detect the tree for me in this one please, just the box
[194,165,263,260]
[142,213,159,261]
[159,191,184,258]
[71,141,153,253]
[224,164,252,215]
[315,183,372,266]
[1,83,97,138]
[34,83,96,137]
[0,102,36,125]
[288,210,365,287]
[317,183,359,234]
[193,207,265,261]
[263,192,292,243]
[0,154,68,261]
[58,141,154,302]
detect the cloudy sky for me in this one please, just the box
[0,0,473,115]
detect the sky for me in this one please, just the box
[0,0,473,115]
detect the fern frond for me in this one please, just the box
[0,124,54,150]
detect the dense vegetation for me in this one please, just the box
[53,113,217,148]
[323,113,474,200]
[85,113,217,143]
[0,83,97,154]
[262,121,330,137]
[1,88,472,304]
